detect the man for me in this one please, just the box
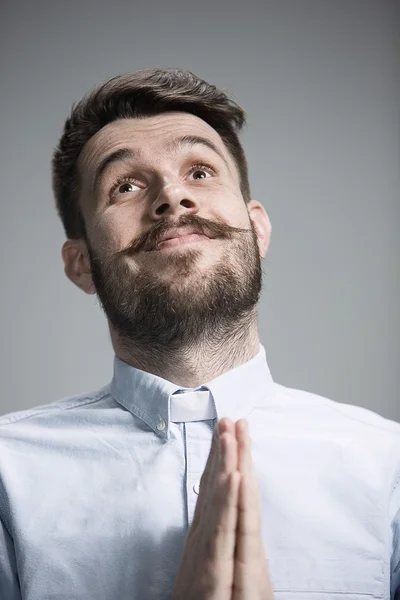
[0,68,398,600]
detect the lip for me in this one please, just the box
[155,233,211,251]
[145,226,213,252]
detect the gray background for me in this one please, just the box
[1,0,398,420]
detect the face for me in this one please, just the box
[65,112,271,349]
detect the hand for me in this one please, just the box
[171,418,241,600]
[233,419,274,600]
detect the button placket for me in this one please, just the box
[184,422,212,526]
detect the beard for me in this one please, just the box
[86,212,263,352]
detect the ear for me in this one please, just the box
[247,200,272,258]
[62,239,96,295]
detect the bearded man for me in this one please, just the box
[0,68,399,600]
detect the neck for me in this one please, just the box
[110,317,260,388]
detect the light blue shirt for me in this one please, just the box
[0,344,399,599]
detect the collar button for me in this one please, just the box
[156,418,166,431]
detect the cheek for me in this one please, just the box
[220,196,249,228]
[206,185,246,221]
[90,210,138,253]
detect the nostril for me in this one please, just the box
[181,200,193,208]
[155,203,169,215]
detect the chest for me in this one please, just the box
[10,423,389,599]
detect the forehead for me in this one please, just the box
[78,112,229,172]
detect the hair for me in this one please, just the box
[52,68,251,240]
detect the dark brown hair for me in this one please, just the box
[52,68,251,240]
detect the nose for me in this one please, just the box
[149,181,201,220]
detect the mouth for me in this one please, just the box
[143,225,214,252]
[152,233,212,251]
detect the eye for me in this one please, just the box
[109,176,141,198]
[187,164,215,181]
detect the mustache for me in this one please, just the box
[114,213,251,257]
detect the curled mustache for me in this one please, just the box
[114,213,251,257]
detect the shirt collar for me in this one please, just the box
[111,343,275,439]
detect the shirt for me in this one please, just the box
[0,343,399,600]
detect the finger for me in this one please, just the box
[235,421,261,565]
[236,419,252,475]
[196,419,236,517]
[199,419,235,492]
[213,470,241,562]
[236,473,262,564]
[195,432,239,565]
[234,473,273,600]
[220,430,238,475]
[220,420,237,474]
[219,417,235,437]
[199,428,238,522]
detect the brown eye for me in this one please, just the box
[188,164,215,181]
[119,182,138,193]
[110,178,140,198]
[191,169,208,179]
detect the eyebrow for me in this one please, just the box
[91,134,231,195]
[91,147,141,195]
[170,135,231,173]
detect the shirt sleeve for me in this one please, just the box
[0,512,21,600]
[390,457,400,600]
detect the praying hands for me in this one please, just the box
[172,418,274,600]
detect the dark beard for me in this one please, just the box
[86,213,263,352]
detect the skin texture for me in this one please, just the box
[61,111,274,597]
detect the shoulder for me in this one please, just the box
[0,384,113,431]
[273,381,400,437]
[269,383,400,494]
[275,384,400,454]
